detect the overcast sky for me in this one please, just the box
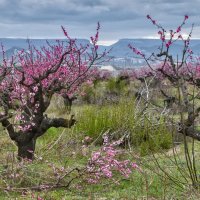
[0,0,200,45]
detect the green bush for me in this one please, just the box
[72,98,172,154]
[106,78,128,95]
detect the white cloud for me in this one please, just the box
[97,40,118,46]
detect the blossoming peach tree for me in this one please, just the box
[129,15,200,187]
[0,23,105,160]
[129,15,200,139]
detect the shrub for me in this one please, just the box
[72,98,172,154]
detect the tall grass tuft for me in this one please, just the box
[72,98,172,154]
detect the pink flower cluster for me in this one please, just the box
[158,31,165,42]
[86,134,140,184]
[146,14,190,49]
[94,68,112,81]
[128,44,145,57]
[128,61,200,84]
[90,21,100,50]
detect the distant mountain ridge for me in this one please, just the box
[1,38,200,68]
[0,38,90,50]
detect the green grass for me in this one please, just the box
[70,98,173,155]
[0,127,200,199]
[1,142,200,199]
[0,81,200,199]
[72,98,136,137]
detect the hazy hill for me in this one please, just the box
[1,38,200,67]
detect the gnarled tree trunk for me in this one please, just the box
[1,115,76,160]
[17,138,36,160]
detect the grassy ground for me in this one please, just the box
[0,131,200,199]
[0,78,200,200]
[0,89,200,199]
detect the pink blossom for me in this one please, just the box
[166,41,172,48]
[178,35,183,39]
[152,20,156,25]
[146,14,151,19]
[161,36,165,42]
[128,44,145,57]
[86,134,139,183]
[131,162,139,169]
[176,26,181,33]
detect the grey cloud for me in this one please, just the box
[0,0,199,40]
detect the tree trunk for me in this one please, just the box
[17,138,36,160]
